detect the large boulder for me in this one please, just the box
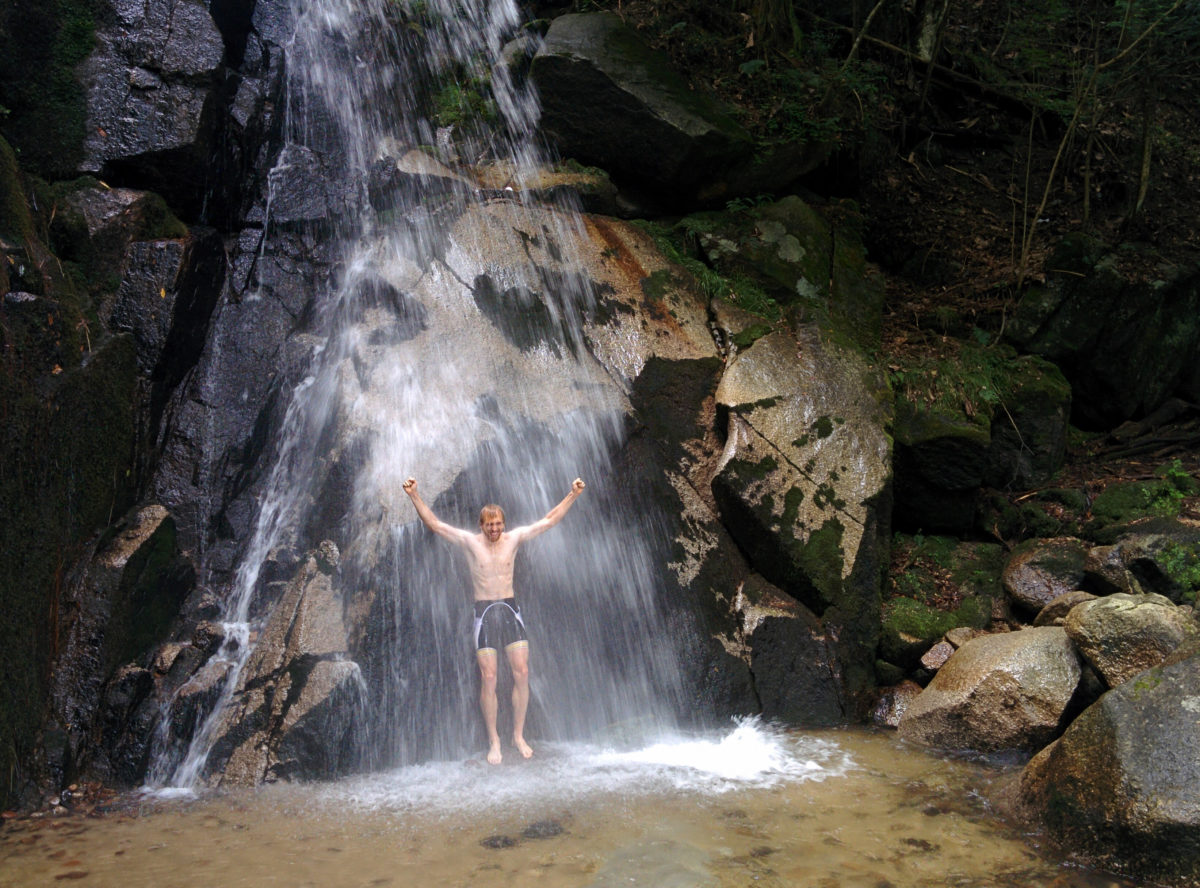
[892,351,1070,532]
[1008,234,1200,428]
[1063,592,1198,687]
[711,326,893,714]
[1001,537,1090,616]
[530,12,754,201]
[1017,651,1200,882]
[897,626,1083,753]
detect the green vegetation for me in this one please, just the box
[1,132,140,808]
[431,77,498,130]
[630,218,781,320]
[1090,463,1196,526]
[0,0,99,178]
[884,594,986,640]
[889,341,1022,425]
[1158,540,1200,604]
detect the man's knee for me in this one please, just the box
[507,647,530,681]
[477,651,499,684]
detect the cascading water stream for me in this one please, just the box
[147,0,693,788]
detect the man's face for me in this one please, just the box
[481,516,505,542]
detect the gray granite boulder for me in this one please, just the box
[1017,650,1200,882]
[1063,592,1198,687]
[898,626,1082,753]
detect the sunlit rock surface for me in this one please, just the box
[711,327,893,715]
[1063,593,1198,687]
[898,626,1082,753]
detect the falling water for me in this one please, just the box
[148,0,692,786]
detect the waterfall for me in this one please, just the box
[147,0,692,785]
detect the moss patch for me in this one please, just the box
[1,335,139,806]
[0,0,99,178]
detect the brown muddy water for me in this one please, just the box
[0,723,1133,888]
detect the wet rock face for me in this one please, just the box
[749,602,848,726]
[46,505,196,787]
[31,0,908,789]
[1018,651,1200,883]
[897,627,1082,753]
[78,0,228,217]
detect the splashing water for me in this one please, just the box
[147,0,695,787]
[314,719,851,816]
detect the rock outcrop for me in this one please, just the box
[531,12,754,202]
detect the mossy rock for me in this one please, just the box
[880,534,1002,665]
[689,195,883,349]
[977,487,1091,542]
[0,0,98,178]
[0,136,36,244]
[0,334,139,806]
[1087,464,1195,533]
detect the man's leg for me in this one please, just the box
[506,642,533,759]
[476,649,502,764]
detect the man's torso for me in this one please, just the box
[460,532,522,600]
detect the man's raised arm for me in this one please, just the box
[512,478,586,542]
[402,478,472,543]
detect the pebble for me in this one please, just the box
[522,819,564,839]
[480,834,516,849]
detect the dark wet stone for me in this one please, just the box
[522,819,564,839]
[901,837,937,851]
[480,834,517,849]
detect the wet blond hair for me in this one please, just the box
[479,504,505,526]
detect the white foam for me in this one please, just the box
[309,718,852,816]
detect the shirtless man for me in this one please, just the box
[402,476,586,764]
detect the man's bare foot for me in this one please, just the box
[513,736,533,759]
[487,740,503,765]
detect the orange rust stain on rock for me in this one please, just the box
[587,217,647,284]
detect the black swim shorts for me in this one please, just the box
[473,597,528,654]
